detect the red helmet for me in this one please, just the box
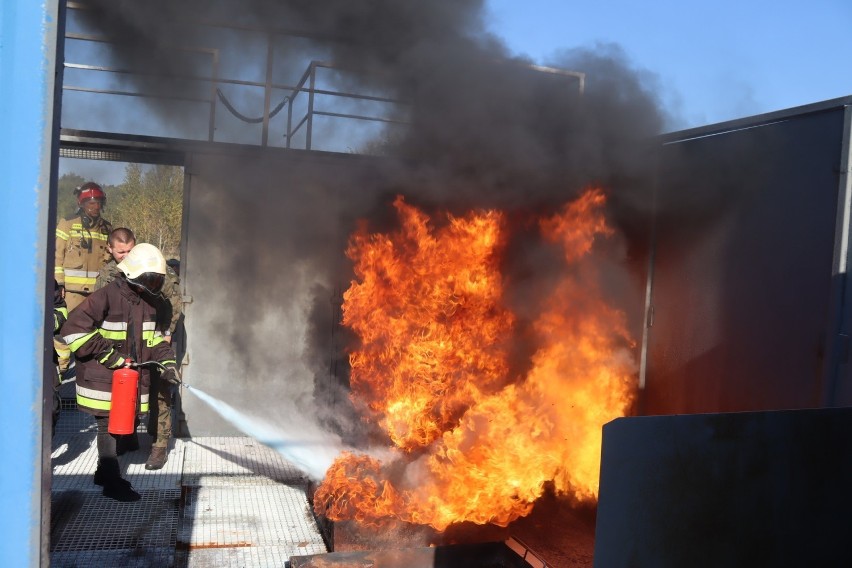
[74,182,106,206]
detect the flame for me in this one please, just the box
[315,188,637,531]
[342,195,514,451]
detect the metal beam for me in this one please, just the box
[0,1,62,566]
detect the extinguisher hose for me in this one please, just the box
[130,360,169,372]
[130,360,183,386]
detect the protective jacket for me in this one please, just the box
[60,275,177,417]
[96,259,183,334]
[53,279,68,334]
[55,214,112,294]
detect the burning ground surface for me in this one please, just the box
[314,188,637,532]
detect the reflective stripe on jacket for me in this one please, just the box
[60,276,177,417]
[96,258,183,334]
[55,215,112,293]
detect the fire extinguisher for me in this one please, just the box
[108,360,139,435]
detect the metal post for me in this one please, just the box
[638,173,659,392]
[261,33,274,147]
[307,62,316,151]
[821,104,852,406]
[286,86,294,149]
[208,50,220,142]
[0,1,61,566]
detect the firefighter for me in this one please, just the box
[61,243,180,502]
[55,182,113,311]
[94,227,184,469]
[54,182,113,375]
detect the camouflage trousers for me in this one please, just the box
[147,371,173,449]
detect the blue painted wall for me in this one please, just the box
[0,1,60,565]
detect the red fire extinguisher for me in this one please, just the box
[109,360,139,435]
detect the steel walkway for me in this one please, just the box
[50,401,327,567]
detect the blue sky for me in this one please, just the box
[486,0,852,129]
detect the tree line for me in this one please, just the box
[58,164,183,259]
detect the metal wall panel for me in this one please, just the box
[644,108,847,414]
[594,408,852,567]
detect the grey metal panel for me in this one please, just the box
[594,409,852,567]
[644,108,847,414]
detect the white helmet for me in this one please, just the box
[118,243,167,294]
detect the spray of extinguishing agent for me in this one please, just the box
[109,361,343,480]
[183,380,343,481]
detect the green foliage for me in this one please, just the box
[110,164,184,259]
[57,173,86,220]
[57,164,184,259]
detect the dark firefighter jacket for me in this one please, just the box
[60,275,177,417]
[96,259,183,335]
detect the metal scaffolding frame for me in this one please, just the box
[62,2,584,153]
[62,3,406,150]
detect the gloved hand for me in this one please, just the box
[161,366,181,385]
[53,308,67,333]
[102,349,126,370]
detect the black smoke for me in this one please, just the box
[73,0,664,206]
[70,0,666,442]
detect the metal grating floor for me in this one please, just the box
[51,399,327,567]
[51,489,180,551]
[51,547,178,568]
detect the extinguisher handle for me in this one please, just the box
[130,360,168,372]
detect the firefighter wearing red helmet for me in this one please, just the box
[55,181,113,312]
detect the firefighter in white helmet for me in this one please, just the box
[93,228,184,470]
[61,243,180,502]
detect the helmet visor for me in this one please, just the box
[129,272,165,295]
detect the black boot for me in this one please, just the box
[93,459,131,487]
[97,458,140,502]
[93,462,106,486]
[116,432,140,456]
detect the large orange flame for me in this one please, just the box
[315,188,637,531]
[342,195,514,451]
